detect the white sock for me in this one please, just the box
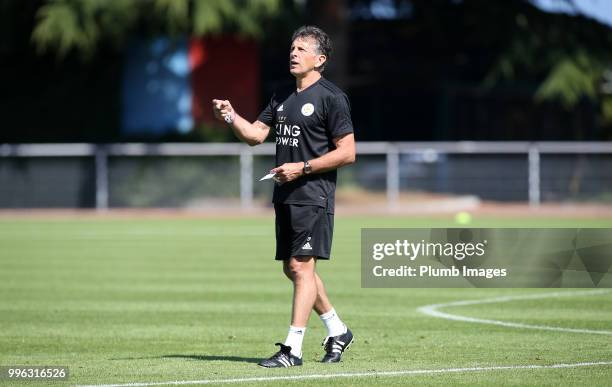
[319,308,347,337]
[284,326,306,358]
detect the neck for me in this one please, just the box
[295,71,321,92]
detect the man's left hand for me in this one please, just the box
[271,162,304,184]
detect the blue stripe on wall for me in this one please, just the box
[121,37,193,136]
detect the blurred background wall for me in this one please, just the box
[1,0,611,209]
[2,0,611,143]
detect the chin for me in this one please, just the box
[290,68,306,77]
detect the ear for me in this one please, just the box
[314,54,327,70]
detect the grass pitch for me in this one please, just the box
[0,214,611,386]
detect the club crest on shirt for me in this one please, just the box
[301,103,314,116]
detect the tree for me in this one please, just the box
[484,0,612,130]
[31,0,281,58]
[28,0,612,137]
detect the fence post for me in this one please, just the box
[528,145,540,206]
[95,145,109,210]
[240,146,254,209]
[386,144,400,209]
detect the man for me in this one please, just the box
[212,25,355,368]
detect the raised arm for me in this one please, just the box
[212,99,270,146]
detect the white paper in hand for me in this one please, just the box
[259,172,277,181]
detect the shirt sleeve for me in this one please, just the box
[256,94,276,127]
[326,94,354,138]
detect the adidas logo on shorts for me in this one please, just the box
[302,242,313,250]
[302,237,313,250]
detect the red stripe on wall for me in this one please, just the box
[190,36,259,125]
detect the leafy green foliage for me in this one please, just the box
[32,0,139,58]
[31,0,281,58]
[485,1,612,124]
[602,97,612,126]
[535,52,604,109]
[191,0,279,37]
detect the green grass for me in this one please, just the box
[0,215,611,386]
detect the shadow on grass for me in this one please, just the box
[163,354,261,363]
[110,354,261,364]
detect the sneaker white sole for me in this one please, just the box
[344,337,354,352]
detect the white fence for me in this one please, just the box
[1,142,612,209]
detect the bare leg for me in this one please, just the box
[283,261,333,316]
[313,272,333,315]
[285,256,317,327]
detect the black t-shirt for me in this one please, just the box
[257,77,354,213]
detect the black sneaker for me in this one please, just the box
[321,327,354,363]
[258,343,303,368]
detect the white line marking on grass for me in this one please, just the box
[75,361,612,387]
[417,289,612,335]
[77,291,612,387]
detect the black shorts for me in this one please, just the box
[274,203,334,260]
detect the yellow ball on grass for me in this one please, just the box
[454,211,472,225]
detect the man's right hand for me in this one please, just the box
[212,99,235,123]
[211,99,270,146]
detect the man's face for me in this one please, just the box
[289,37,326,77]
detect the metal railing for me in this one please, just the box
[2,141,612,209]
